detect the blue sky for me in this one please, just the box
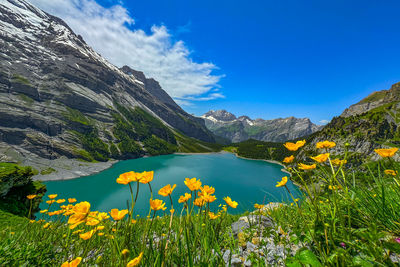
[33,0,400,124]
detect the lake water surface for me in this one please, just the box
[39,153,300,215]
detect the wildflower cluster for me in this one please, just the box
[272,139,400,265]
[18,171,240,266]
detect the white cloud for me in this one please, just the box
[319,119,330,125]
[30,0,223,103]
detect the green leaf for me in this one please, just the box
[298,248,322,267]
[285,256,303,267]
[352,256,374,267]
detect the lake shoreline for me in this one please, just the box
[33,150,290,182]
[32,158,118,182]
[230,152,291,176]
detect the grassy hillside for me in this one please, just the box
[228,139,292,161]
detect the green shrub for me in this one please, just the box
[40,167,56,175]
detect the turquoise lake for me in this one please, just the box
[39,153,300,216]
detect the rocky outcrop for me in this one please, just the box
[0,0,215,167]
[201,110,322,143]
[341,82,400,117]
[299,82,400,163]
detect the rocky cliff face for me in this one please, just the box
[0,0,215,165]
[201,110,322,143]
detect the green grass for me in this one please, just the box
[269,144,400,265]
[11,74,31,86]
[40,167,56,175]
[0,178,241,266]
[17,94,34,106]
[174,132,223,153]
[63,107,92,126]
[222,146,237,153]
[358,90,388,104]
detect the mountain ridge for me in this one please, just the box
[201,109,322,143]
[0,0,218,170]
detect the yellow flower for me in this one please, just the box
[316,141,336,149]
[276,176,288,187]
[149,199,167,211]
[208,212,220,220]
[283,140,305,151]
[29,220,35,223]
[69,221,84,230]
[158,184,177,197]
[110,209,129,221]
[283,155,294,163]
[68,198,77,203]
[116,171,138,184]
[46,200,56,204]
[138,171,154,184]
[27,194,37,200]
[254,203,264,209]
[202,193,217,203]
[43,223,50,229]
[98,212,110,220]
[375,147,398,158]
[48,194,58,199]
[170,208,175,214]
[331,158,347,166]
[200,185,215,195]
[178,193,191,203]
[298,163,316,170]
[56,199,66,204]
[98,232,104,236]
[310,153,330,163]
[328,185,342,190]
[223,196,238,208]
[121,249,130,256]
[85,215,101,226]
[127,252,143,267]
[40,209,48,213]
[384,169,398,176]
[184,177,202,191]
[80,230,95,240]
[48,210,64,216]
[96,226,105,231]
[194,197,206,207]
[67,201,91,225]
[131,219,137,224]
[61,257,82,267]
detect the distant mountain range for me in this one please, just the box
[0,0,218,167]
[201,110,322,143]
[228,82,400,165]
